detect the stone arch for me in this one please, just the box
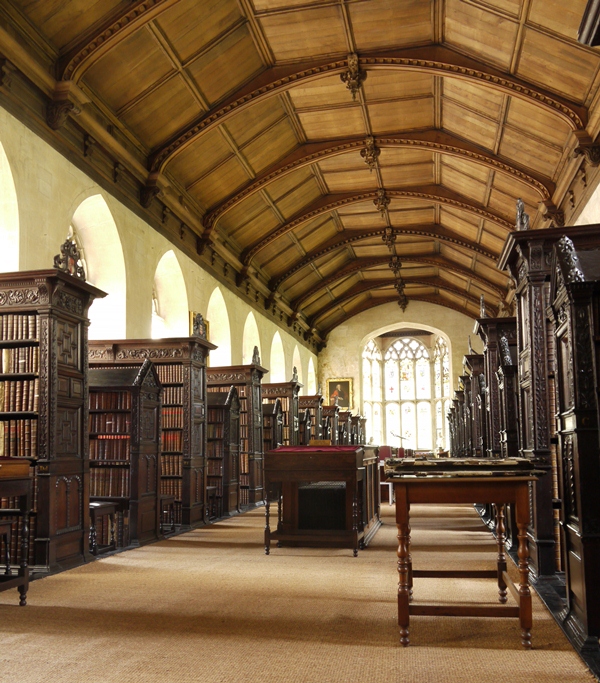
[71,194,126,339]
[0,141,19,272]
[152,250,189,338]
[307,357,317,394]
[269,331,286,383]
[206,287,231,366]
[242,312,261,364]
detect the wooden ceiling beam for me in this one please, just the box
[57,0,182,82]
[290,255,505,313]
[320,295,483,337]
[150,45,587,175]
[235,185,512,267]
[268,224,497,291]
[309,277,490,327]
[203,130,553,229]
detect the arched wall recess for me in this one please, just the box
[0,141,19,273]
[270,331,286,383]
[71,194,126,340]
[242,312,261,364]
[152,250,189,338]
[206,287,232,366]
[307,358,317,395]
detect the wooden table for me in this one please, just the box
[0,457,32,605]
[264,446,380,556]
[393,475,535,648]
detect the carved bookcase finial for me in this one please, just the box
[480,294,487,318]
[292,366,299,382]
[191,312,207,339]
[557,236,586,284]
[516,198,530,231]
[53,236,86,280]
[340,53,366,100]
[252,345,261,365]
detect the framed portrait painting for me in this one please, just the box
[326,378,353,409]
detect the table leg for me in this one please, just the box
[395,484,411,646]
[516,487,532,649]
[494,503,508,604]
[18,512,28,607]
[264,494,271,556]
[352,492,358,557]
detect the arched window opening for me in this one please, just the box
[362,335,450,450]
[152,250,188,338]
[71,195,126,339]
[269,332,286,383]
[307,358,317,394]
[242,312,261,364]
[206,287,231,366]
[0,142,19,272]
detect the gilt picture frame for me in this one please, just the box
[326,378,353,410]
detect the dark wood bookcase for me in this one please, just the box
[548,234,600,653]
[299,394,323,442]
[0,245,105,574]
[207,387,240,517]
[88,360,161,547]
[207,349,267,508]
[263,398,283,453]
[262,371,301,446]
[462,354,487,458]
[338,410,352,445]
[89,328,215,529]
[298,408,312,446]
[322,404,339,444]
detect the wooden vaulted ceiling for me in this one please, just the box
[3,0,600,345]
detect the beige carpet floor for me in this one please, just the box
[0,504,596,683]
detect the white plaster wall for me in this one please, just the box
[318,301,483,411]
[575,181,600,225]
[0,106,318,376]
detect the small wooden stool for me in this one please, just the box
[89,501,117,555]
[160,495,176,534]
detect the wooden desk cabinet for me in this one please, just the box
[264,446,380,556]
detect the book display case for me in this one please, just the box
[207,387,240,517]
[322,404,339,445]
[299,394,323,442]
[338,411,352,445]
[89,319,215,529]
[207,348,267,508]
[263,398,283,453]
[298,408,312,446]
[88,360,161,546]
[262,369,302,447]
[0,240,105,574]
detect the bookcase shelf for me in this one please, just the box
[263,398,283,454]
[88,360,161,547]
[322,404,339,445]
[299,394,324,443]
[0,261,106,575]
[207,351,268,508]
[262,370,302,447]
[207,387,240,518]
[89,329,215,529]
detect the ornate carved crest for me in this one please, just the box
[389,256,402,276]
[557,236,585,284]
[499,335,512,366]
[191,312,207,339]
[252,345,261,365]
[291,366,299,382]
[54,237,86,280]
[340,53,366,100]
[382,226,396,250]
[516,198,530,231]
[374,188,390,215]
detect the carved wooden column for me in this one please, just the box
[548,235,600,654]
[459,375,473,456]
[497,335,520,460]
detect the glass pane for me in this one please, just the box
[363,402,373,443]
[416,358,430,399]
[372,403,382,445]
[400,402,416,449]
[386,402,400,447]
[434,359,442,398]
[385,359,399,400]
[373,359,382,400]
[400,359,415,400]
[436,401,443,450]
[362,358,371,401]
[444,399,451,449]
[442,357,450,397]
[417,401,432,450]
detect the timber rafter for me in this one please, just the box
[238,186,512,267]
[309,277,491,326]
[149,45,586,174]
[268,224,498,291]
[290,255,505,314]
[203,131,554,230]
